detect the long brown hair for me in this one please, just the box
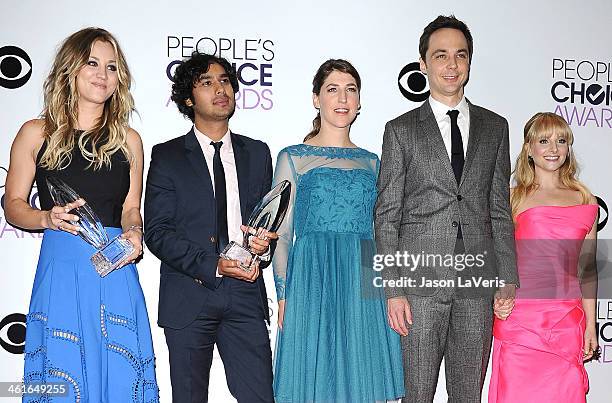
[40,27,134,170]
[511,112,590,216]
[304,59,361,142]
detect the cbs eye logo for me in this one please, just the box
[0,46,32,89]
[0,166,7,210]
[596,196,608,232]
[398,62,429,102]
[0,313,26,354]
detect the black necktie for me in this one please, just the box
[447,110,464,239]
[211,141,229,253]
[447,110,464,184]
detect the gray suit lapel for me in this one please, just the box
[419,101,456,187]
[460,101,483,187]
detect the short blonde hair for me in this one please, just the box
[511,112,590,216]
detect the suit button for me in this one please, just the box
[457,195,463,201]
[210,236,216,243]
[452,221,459,227]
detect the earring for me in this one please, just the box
[185,99,193,107]
[528,155,533,161]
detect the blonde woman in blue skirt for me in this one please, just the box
[5,28,158,402]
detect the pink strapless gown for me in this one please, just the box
[488,204,598,403]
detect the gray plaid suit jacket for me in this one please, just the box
[375,99,518,298]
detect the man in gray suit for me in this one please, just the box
[375,15,519,402]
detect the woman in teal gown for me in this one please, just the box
[272,59,404,402]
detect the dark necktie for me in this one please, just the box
[447,110,464,185]
[211,141,229,253]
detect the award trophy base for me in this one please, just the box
[90,235,135,277]
[221,241,259,273]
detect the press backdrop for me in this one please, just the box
[1,1,611,401]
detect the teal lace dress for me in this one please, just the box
[272,144,404,402]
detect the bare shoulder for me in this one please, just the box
[16,119,45,141]
[125,127,143,150]
[13,119,46,157]
[126,127,142,143]
[588,193,597,205]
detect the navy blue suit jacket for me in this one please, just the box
[144,128,273,329]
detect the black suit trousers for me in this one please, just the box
[164,277,274,403]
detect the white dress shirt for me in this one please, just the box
[429,95,470,159]
[193,126,243,247]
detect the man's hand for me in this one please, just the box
[387,296,412,336]
[217,257,260,282]
[241,225,279,256]
[494,283,516,320]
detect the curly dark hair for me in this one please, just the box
[171,52,240,122]
[419,15,473,63]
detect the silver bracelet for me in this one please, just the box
[127,225,143,233]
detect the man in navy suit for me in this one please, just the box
[144,52,275,402]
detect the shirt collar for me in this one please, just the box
[193,125,232,151]
[429,95,469,123]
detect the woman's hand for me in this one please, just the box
[43,199,85,235]
[119,226,143,266]
[583,325,598,361]
[493,298,515,320]
[278,299,286,331]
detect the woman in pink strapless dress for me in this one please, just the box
[489,112,599,403]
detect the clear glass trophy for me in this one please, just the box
[220,180,291,272]
[46,177,134,277]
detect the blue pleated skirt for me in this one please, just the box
[23,228,158,402]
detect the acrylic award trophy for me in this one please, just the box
[220,180,291,272]
[46,177,134,277]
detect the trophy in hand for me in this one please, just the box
[46,177,135,277]
[220,180,291,272]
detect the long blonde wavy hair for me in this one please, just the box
[511,112,590,216]
[40,27,134,170]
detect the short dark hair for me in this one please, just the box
[419,15,473,63]
[171,52,240,122]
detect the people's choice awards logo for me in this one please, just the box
[166,36,275,111]
[398,62,429,102]
[0,46,32,89]
[0,313,26,354]
[551,58,612,128]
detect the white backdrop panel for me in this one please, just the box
[1,1,611,401]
